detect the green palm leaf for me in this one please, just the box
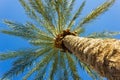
[49,52,59,80]
[66,53,82,80]
[23,49,57,80]
[74,0,115,34]
[87,31,120,38]
[67,1,86,29]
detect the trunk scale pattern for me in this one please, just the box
[63,35,120,80]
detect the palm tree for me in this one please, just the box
[0,0,119,80]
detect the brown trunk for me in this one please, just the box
[63,35,120,80]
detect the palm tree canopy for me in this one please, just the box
[0,0,119,80]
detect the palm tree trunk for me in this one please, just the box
[63,35,120,80]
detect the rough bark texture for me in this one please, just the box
[63,35,120,80]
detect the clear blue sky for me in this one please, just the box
[0,0,120,80]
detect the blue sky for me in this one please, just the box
[0,0,120,80]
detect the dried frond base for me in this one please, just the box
[54,29,77,52]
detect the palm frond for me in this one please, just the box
[19,0,38,21]
[29,0,57,37]
[0,49,35,60]
[34,59,54,80]
[58,52,68,80]
[74,0,115,33]
[25,22,54,40]
[19,0,33,18]
[60,0,70,28]
[2,20,37,39]
[66,53,82,80]
[1,54,35,80]
[43,0,58,29]
[34,47,51,57]
[67,0,76,13]
[2,30,34,39]
[64,0,76,24]
[1,47,52,80]
[87,31,120,38]
[53,0,63,32]
[49,52,58,80]
[3,20,24,29]
[29,0,49,20]
[79,62,103,80]
[20,0,54,33]
[0,51,24,60]
[67,1,86,29]
[59,52,66,69]
[29,39,54,46]
[61,53,69,80]
[2,20,54,40]
[23,49,57,80]
[34,65,46,80]
[13,48,51,66]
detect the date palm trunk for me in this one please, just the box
[63,35,120,80]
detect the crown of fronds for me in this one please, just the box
[0,0,118,80]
